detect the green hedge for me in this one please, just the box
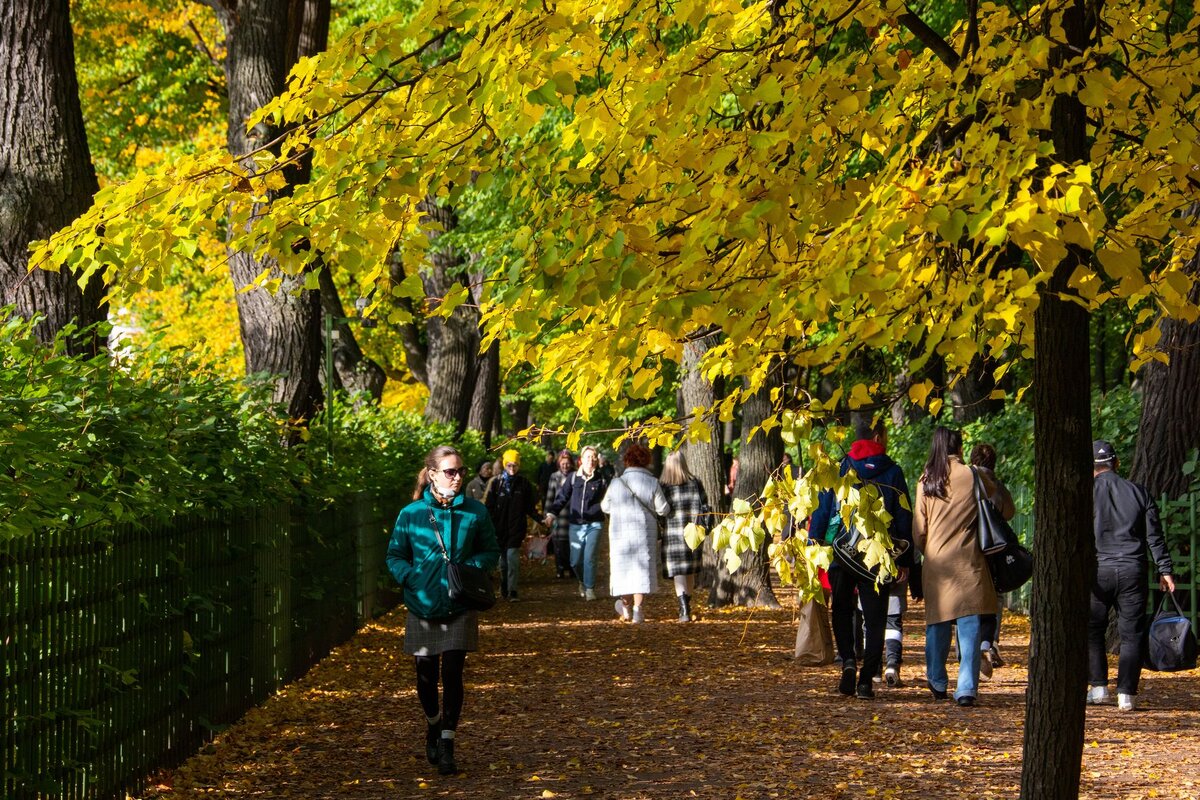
[0,312,486,538]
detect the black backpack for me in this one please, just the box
[1144,592,1198,672]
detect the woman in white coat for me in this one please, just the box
[602,442,671,623]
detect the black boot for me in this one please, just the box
[425,721,441,764]
[437,736,458,775]
[678,594,692,622]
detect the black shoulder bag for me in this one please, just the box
[430,507,496,612]
[971,468,1033,593]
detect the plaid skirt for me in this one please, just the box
[404,610,479,656]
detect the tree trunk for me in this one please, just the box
[1020,3,1097,797]
[0,0,106,353]
[1131,252,1200,499]
[317,266,385,401]
[677,331,727,601]
[469,338,500,447]
[949,354,1003,423]
[415,198,478,427]
[222,0,323,423]
[710,375,782,608]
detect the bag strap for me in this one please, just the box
[971,466,985,502]
[428,506,452,563]
[616,474,658,517]
[1159,590,1187,617]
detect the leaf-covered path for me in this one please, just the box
[140,562,1200,799]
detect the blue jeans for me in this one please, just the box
[926,614,982,701]
[499,547,521,596]
[569,522,603,590]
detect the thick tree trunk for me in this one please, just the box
[222,0,323,423]
[1131,253,1200,499]
[317,267,385,401]
[0,0,106,352]
[469,339,500,446]
[710,375,782,608]
[677,331,727,601]
[415,198,478,427]
[467,260,499,444]
[949,354,1003,423]
[1020,3,1097,797]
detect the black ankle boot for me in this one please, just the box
[678,593,692,622]
[437,736,458,775]
[425,721,441,764]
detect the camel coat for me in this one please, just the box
[913,457,1000,625]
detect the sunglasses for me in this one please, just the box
[435,467,469,478]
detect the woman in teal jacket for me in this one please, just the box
[387,444,499,776]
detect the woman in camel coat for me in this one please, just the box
[913,426,1000,707]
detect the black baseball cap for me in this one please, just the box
[1093,440,1117,463]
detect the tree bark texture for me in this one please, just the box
[1131,252,1200,498]
[949,354,1003,423]
[1020,3,1097,797]
[0,0,106,352]
[468,338,500,447]
[467,259,500,445]
[222,0,323,423]
[710,376,782,608]
[414,197,479,428]
[677,331,727,601]
[317,266,385,401]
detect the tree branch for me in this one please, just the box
[898,6,960,70]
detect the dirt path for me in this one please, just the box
[140,561,1200,799]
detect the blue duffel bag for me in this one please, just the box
[1144,592,1198,672]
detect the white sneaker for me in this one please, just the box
[1087,686,1110,705]
[884,667,901,688]
[1118,693,1135,711]
[631,605,645,624]
[585,588,597,601]
[615,599,631,621]
[578,582,586,598]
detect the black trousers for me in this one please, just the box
[1088,563,1148,696]
[829,565,889,687]
[415,650,467,730]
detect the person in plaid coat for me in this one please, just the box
[660,450,709,622]
[545,450,576,579]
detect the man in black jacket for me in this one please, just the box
[1088,439,1175,711]
[485,449,542,601]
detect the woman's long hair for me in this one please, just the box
[413,444,462,500]
[920,426,963,499]
[660,450,693,487]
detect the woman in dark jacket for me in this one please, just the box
[544,445,608,600]
[387,445,500,775]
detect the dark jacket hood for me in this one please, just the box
[845,441,897,481]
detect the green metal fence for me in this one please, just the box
[1006,488,1199,633]
[1,494,401,799]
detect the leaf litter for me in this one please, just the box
[136,561,1200,799]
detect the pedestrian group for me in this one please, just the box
[386,425,1178,774]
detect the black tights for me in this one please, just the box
[415,650,467,730]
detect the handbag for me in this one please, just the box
[972,467,1016,556]
[1144,591,1198,672]
[794,597,835,666]
[986,543,1033,593]
[823,502,909,584]
[523,534,550,561]
[430,508,496,612]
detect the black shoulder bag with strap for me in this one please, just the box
[972,467,1016,555]
[969,467,1033,593]
[429,506,496,612]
